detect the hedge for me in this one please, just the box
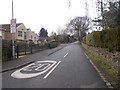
[2,40,13,61]
[46,41,59,49]
[82,27,120,51]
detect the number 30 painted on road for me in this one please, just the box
[11,60,57,79]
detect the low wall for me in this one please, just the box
[82,43,120,70]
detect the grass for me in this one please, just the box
[82,46,119,89]
[15,51,31,55]
[19,51,31,55]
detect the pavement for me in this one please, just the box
[1,44,68,73]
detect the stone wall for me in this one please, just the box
[82,43,120,70]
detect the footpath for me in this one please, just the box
[1,44,68,73]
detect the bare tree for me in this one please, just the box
[50,31,57,40]
[66,16,91,38]
[57,26,68,35]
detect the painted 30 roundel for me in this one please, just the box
[11,60,57,79]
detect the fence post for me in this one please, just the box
[25,43,26,55]
[31,45,32,54]
[17,44,19,58]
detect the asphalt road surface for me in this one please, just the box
[2,41,108,88]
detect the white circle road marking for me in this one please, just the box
[11,60,58,79]
[43,61,61,79]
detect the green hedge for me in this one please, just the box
[46,41,59,49]
[83,27,120,51]
[2,40,13,61]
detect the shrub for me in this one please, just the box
[83,27,120,51]
[47,40,58,49]
[2,40,13,61]
[86,32,94,46]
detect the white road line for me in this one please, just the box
[43,61,61,79]
[64,53,68,58]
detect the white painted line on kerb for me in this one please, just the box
[84,52,114,89]
[64,53,68,58]
[43,61,61,79]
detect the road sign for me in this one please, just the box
[10,19,16,33]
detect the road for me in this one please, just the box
[2,41,108,88]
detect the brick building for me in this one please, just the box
[0,23,39,44]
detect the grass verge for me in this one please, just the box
[15,51,31,56]
[82,46,120,89]
[19,51,31,55]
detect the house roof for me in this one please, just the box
[0,23,22,31]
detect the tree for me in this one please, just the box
[39,28,48,37]
[102,1,118,28]
[116,1,120,26]
[50,31,57,40]
[94,0,120,29]
[66,16,90,39]
[57,26,67,35]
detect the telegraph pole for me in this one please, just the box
[11,0,16,59]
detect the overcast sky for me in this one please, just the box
[0,0,97,35]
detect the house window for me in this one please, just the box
[34,37,36,42]
[18,31,22,37]
[24,32,27,40]
[31,35,32,39]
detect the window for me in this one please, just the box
[24,32,27,40]
[31,35,32,39]
[18,31,22,37]
[34,37,36,42]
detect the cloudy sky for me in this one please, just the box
[0,0,97,35]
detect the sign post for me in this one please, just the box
[10,19,16,59]
[10,19,16,33]
[11,0,16,59]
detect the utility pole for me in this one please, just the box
[11,0,16,59]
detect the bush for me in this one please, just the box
[86,32,94,46]
[47,40,58,49]
[83,27,120,51]
[2,40,13,61]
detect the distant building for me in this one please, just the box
[27,28,39,44]
[0,23,39,44]
[38,36,51,44]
